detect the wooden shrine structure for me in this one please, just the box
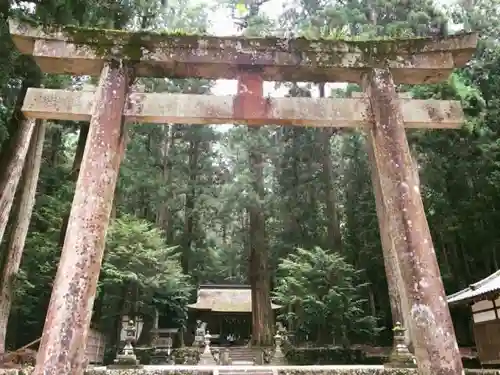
[7,19,477,375]
[187,284,281,345]
[448,270,500,365]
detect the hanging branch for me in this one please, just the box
[232,0,271,30]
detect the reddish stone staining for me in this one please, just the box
[365,68,462,375]
[33,65,131,375]
[233,72,270,124]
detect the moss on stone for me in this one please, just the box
[278,370,417,375]
[13,17,455,67]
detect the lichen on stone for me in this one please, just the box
[13,16,456,68]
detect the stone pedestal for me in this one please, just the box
[108,342,142,369]
[385,322,416,368]
[151,348,173,365]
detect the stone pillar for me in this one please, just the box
[367,135,413,348]
[353,91,413,348]
[362,69,462,375]
[0,119,36,245]
[33,61,132,375]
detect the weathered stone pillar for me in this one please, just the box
[362,68,462,375]
[365,134,413,347]
[0,120,46,353]
[0,119,36,245]
[354,91,413,347]
[33,61,132,375]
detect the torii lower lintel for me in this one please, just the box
[22,87,464,129]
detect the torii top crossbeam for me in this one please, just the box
[9,20,477,84]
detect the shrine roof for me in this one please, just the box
[9,19,478,84]
[187,284,281,313]
[447,270,500,306]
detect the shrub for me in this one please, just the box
[284,346,379,365]
[284,345,482,368]
[173,347,201,364]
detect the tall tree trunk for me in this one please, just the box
[110,186,119,220]
[156,125,174,242]
[58,124,89,248]
[93,285,105,323]
[182,130,200,274]
[285,128,302,246]
[111,283,129,352]
[248,126,274,346]
[0,119,36,246]
[0,120,46,353]
[317,83,343,252]
[47,127,63,167]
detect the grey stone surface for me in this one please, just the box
[1,365,499,375]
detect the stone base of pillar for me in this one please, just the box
[270,351,286,365]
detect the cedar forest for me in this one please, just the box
[0,0,496,363]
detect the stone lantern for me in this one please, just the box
[109,320,142,369]
[270,333,286,365]
[385,322,416,368]
[198,331,216,365]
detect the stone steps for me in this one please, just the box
[216,346,260,363]
[218,369,274,375]
[213,345,283,366]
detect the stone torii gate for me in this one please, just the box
[8,20,477,375]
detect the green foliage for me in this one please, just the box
[97,215,192,330]
[102,215,187,291]
[274,247,381,345]
[285,346,385,365]
[284,346,481,367]
[172,347,200,364]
